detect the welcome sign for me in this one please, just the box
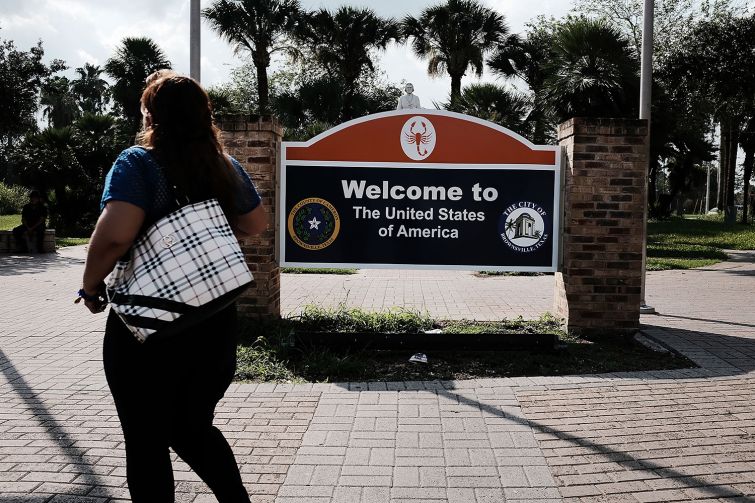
[280,110,561,271]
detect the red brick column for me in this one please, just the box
[217,115,281,319]
[555,118,648,336]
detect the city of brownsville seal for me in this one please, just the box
[287,197,341,250]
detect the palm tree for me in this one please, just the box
[40,76,80,129]
[71,63,110,114]
[72,112,129,195]
[542,18,638,122]
[505,219,515,236]
[203,0,301,114]
[446,83,530,137]
[402,0,509,104]
[296,7,401,121]
[105,37,172,129]
[15,126,81,231]
[488,23,556,144]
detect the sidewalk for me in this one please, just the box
[1,248,754,502]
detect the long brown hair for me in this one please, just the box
[137,75,240,223]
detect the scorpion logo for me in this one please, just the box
[400,116,436,160]
[404,121,433,157]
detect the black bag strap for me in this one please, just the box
[132,145,190,210]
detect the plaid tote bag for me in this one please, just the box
[106,198,253,343]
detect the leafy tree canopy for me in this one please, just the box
[403,0,510,102]
[277,55,401,132]
[105,37,172,131]
[40,75,81,129]
[71,63,110,114]
[13,115,130,235]
[204,0,302,113]
[443,83,531,138]
[543,17,639,122]
[0,34,64,148]
[296,6,401,121]
[488,16,560,143]
[573,0,744,65]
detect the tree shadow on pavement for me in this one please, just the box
[649,314,755,330]
[433,387,755,502]
[691,267,755,277]
[328,322,755,500]
[0,347,108,499]
[641,324,755,375]
[0,253,84,276]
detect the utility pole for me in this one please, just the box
[639,0,655,315]
[190,0,201,82]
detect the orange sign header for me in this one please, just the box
[285,110,557,165]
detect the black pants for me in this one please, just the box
[12,224,44,252]
[103,305,250,503]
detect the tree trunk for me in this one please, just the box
[717,120,728,210]
[450,75,463,106]
[726,117,740,214]
[341,84,355,123]
[648,156,658,212]
[256,63,269,114]
[742,148,753,223]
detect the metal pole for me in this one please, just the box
[639,0,655,314]
[190,0,201,82]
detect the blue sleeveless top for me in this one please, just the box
[101,147,261,227]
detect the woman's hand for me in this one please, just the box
[75,283,108,314]
[84,296,108,314]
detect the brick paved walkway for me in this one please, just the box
[1,247,754,502]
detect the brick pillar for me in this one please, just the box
[216,115,281,319]
[555,118,648,336]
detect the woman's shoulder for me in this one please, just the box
[111,146,161,173]
[226,155,248,178]
[115,146,151,163]
[227,154,242,168]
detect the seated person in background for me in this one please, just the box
[13,190,48,253]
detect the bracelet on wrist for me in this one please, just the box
[77,289,104,302]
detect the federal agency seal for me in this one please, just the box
[498,201,549,253]
[287,198,341,250]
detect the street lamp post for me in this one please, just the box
[190,0,201,82]
[639,0,655,314]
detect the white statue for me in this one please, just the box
[397,83,421,110]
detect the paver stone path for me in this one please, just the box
[1,247,754,502]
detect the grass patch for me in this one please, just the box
[2,214,88,248]
[282,267,357,275]
[647,216,755,270]
[234,307,693,383]
[475,271,550,277]
[296,305,433,334]
[646,242,726,270]
[440,316,562,335]
[0,214,20,230]
[56,237,89,248]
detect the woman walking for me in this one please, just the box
[79,74,266,502]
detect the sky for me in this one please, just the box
[0,0,574,105]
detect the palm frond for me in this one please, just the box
[401,0,508,97]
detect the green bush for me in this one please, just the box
[0,183,28,214]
